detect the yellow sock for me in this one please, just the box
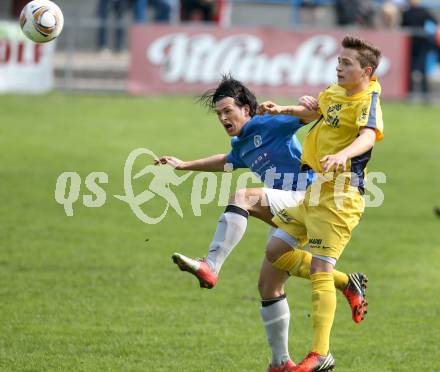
[310,272,336,355]
[272,250,349,290]
[333,270,349,291]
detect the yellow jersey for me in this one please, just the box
[301,78,384,191]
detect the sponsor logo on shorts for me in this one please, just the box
[308,238,323,249]
[309,238,322,245]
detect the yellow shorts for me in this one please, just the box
[273,181,365,260]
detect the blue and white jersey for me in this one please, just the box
[226,114,314,191]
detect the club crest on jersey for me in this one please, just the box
[254,135,262,148]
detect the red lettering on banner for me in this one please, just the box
[0,40,11,64]
[0,41,43,65]
[34,44,42,63]
[17,42,24,63]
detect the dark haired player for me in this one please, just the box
[155,76,368,342]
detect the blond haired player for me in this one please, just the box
[257,36,383,371]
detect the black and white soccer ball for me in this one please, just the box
[20,0,64,43]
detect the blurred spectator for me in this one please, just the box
[300,0,317,8]
[334,0,375,27]
[151,0,173,22]
[387,0,407,8]
[98,0,172,53]
[181,0,215,22]
[135,0,173,23]
[133,0,148,22]
[11,0,28,17]
[380,1,402,29]
[401,0,438,98]
[97,0,132,53]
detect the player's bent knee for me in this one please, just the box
[228,189,249,208]
[265,247,280,263]
[310,255,336,274]
[229,188,264,210]
[265,238,292,263]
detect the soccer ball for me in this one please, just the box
[20,0,64,43]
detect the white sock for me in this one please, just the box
[260,296,291,367]
[205,205,248,274]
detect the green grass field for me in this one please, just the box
[1,94,440,371]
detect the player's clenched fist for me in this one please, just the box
[154,156,185,169]
[298,95,319,111]
[257,101,284,115]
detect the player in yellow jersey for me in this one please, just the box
[257,36,383,372]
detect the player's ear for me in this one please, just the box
[364,66,373,77]
[243,104,250,116]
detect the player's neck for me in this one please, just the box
[345,79,371,97]
[236,118,251,135]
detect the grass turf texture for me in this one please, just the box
[1,94,439,371]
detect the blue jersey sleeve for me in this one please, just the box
[226,140,246,169]
[254,114,302,136]
[259,114,303,135]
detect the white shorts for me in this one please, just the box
[263,188,305,216]
[264,188,306,243]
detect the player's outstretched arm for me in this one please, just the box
[154,154,227,172]
[257,100,320,123]
[320,128,377,172]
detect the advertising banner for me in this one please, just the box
[0,21,55,94]
[129,25,409,98]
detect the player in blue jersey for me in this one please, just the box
[156,77,365,334]
[157,76,312,283]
